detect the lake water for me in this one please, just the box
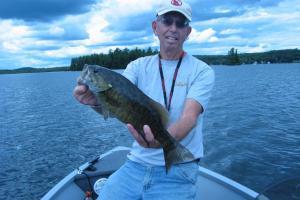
[0,63,299,199]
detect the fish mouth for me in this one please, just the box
[80,65,95,86]
[77,77,86,85]
[78,71,91,86]
[78,64,109,93]
[78,69,97,92]
[79,77,101,93]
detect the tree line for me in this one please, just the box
[70,47,300,70]
[197,48,300,65]
[70,47,158,71]
[1,48,299,74]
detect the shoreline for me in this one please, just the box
[1,62,299,75]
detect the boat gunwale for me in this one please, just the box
[198,166,259,199]
[42,146,260,200]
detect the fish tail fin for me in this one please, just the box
[163,142,195,173]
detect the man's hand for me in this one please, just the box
[127,124,161,148]
[73,84,97,106]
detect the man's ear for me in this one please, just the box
[152,21,158,35]
[186,26,192,39]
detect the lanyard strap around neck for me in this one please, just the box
[158,51,184,111]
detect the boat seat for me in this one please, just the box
[74,149,129,196]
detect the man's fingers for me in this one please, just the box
[127,124,148,147]
[73,85,97,105]
[127,124,138,137]
[127,124,161,148]
[143,125,154,142]
[73,85,88,96]
[143,125,160,148]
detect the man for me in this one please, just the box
[74,0,215,199]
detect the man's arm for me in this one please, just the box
[167,98,202,140]
[128,98,203,148]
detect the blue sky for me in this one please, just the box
[0,0,299,69]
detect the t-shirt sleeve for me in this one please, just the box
[122,60,139,85]
[187,65,215,112]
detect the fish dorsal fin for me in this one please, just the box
[149,99,169,127]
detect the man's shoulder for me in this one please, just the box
[131,54,158,65]
[185,54,211,70]
[124,54,158,77]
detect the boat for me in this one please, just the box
[41,146,280,200]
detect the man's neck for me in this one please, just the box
[159,49,184,60]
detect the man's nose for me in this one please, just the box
[169,22,178,31]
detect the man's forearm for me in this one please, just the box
[167,115,198,141]
[167,99,203,141]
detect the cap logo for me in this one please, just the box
[171,0,182,6]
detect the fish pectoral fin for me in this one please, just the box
[102,107,110,120]
[149,100,169,127]
[91,83,112,93]
[103,83,113,91]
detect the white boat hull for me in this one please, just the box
[42,146,267,200]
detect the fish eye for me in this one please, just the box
[93,67,101,73]
[92,68,99,73]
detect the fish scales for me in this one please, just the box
[79,64,195,172]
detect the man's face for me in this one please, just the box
[152,12,191,52]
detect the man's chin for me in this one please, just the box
[164,42,179,49]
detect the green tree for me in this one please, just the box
[69,47,158,71]
[226,48,241,65]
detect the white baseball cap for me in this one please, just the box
[156,0,192,21]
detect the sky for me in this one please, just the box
[0,0,300,69]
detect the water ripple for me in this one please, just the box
[0,64,300,199]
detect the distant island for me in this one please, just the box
[197,48,300,65]
[1,48,299,74]
[0,66,69,74]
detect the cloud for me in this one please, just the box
[188,28,218,43]
[0,0,300,69]
[220,29,243,35]
[189,0,284,20]
[0,20,33,52]
[34,24,89,41]
[44,46,90,58]
[187,0,300,54]
[0,20,32,40]
[0,0,97,22]
[81,0,159,49]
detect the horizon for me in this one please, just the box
[0,0,300,69]
[1,48,298,70]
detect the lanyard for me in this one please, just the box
[158,51,184,111]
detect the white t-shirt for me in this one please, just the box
[122,53,215,166]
